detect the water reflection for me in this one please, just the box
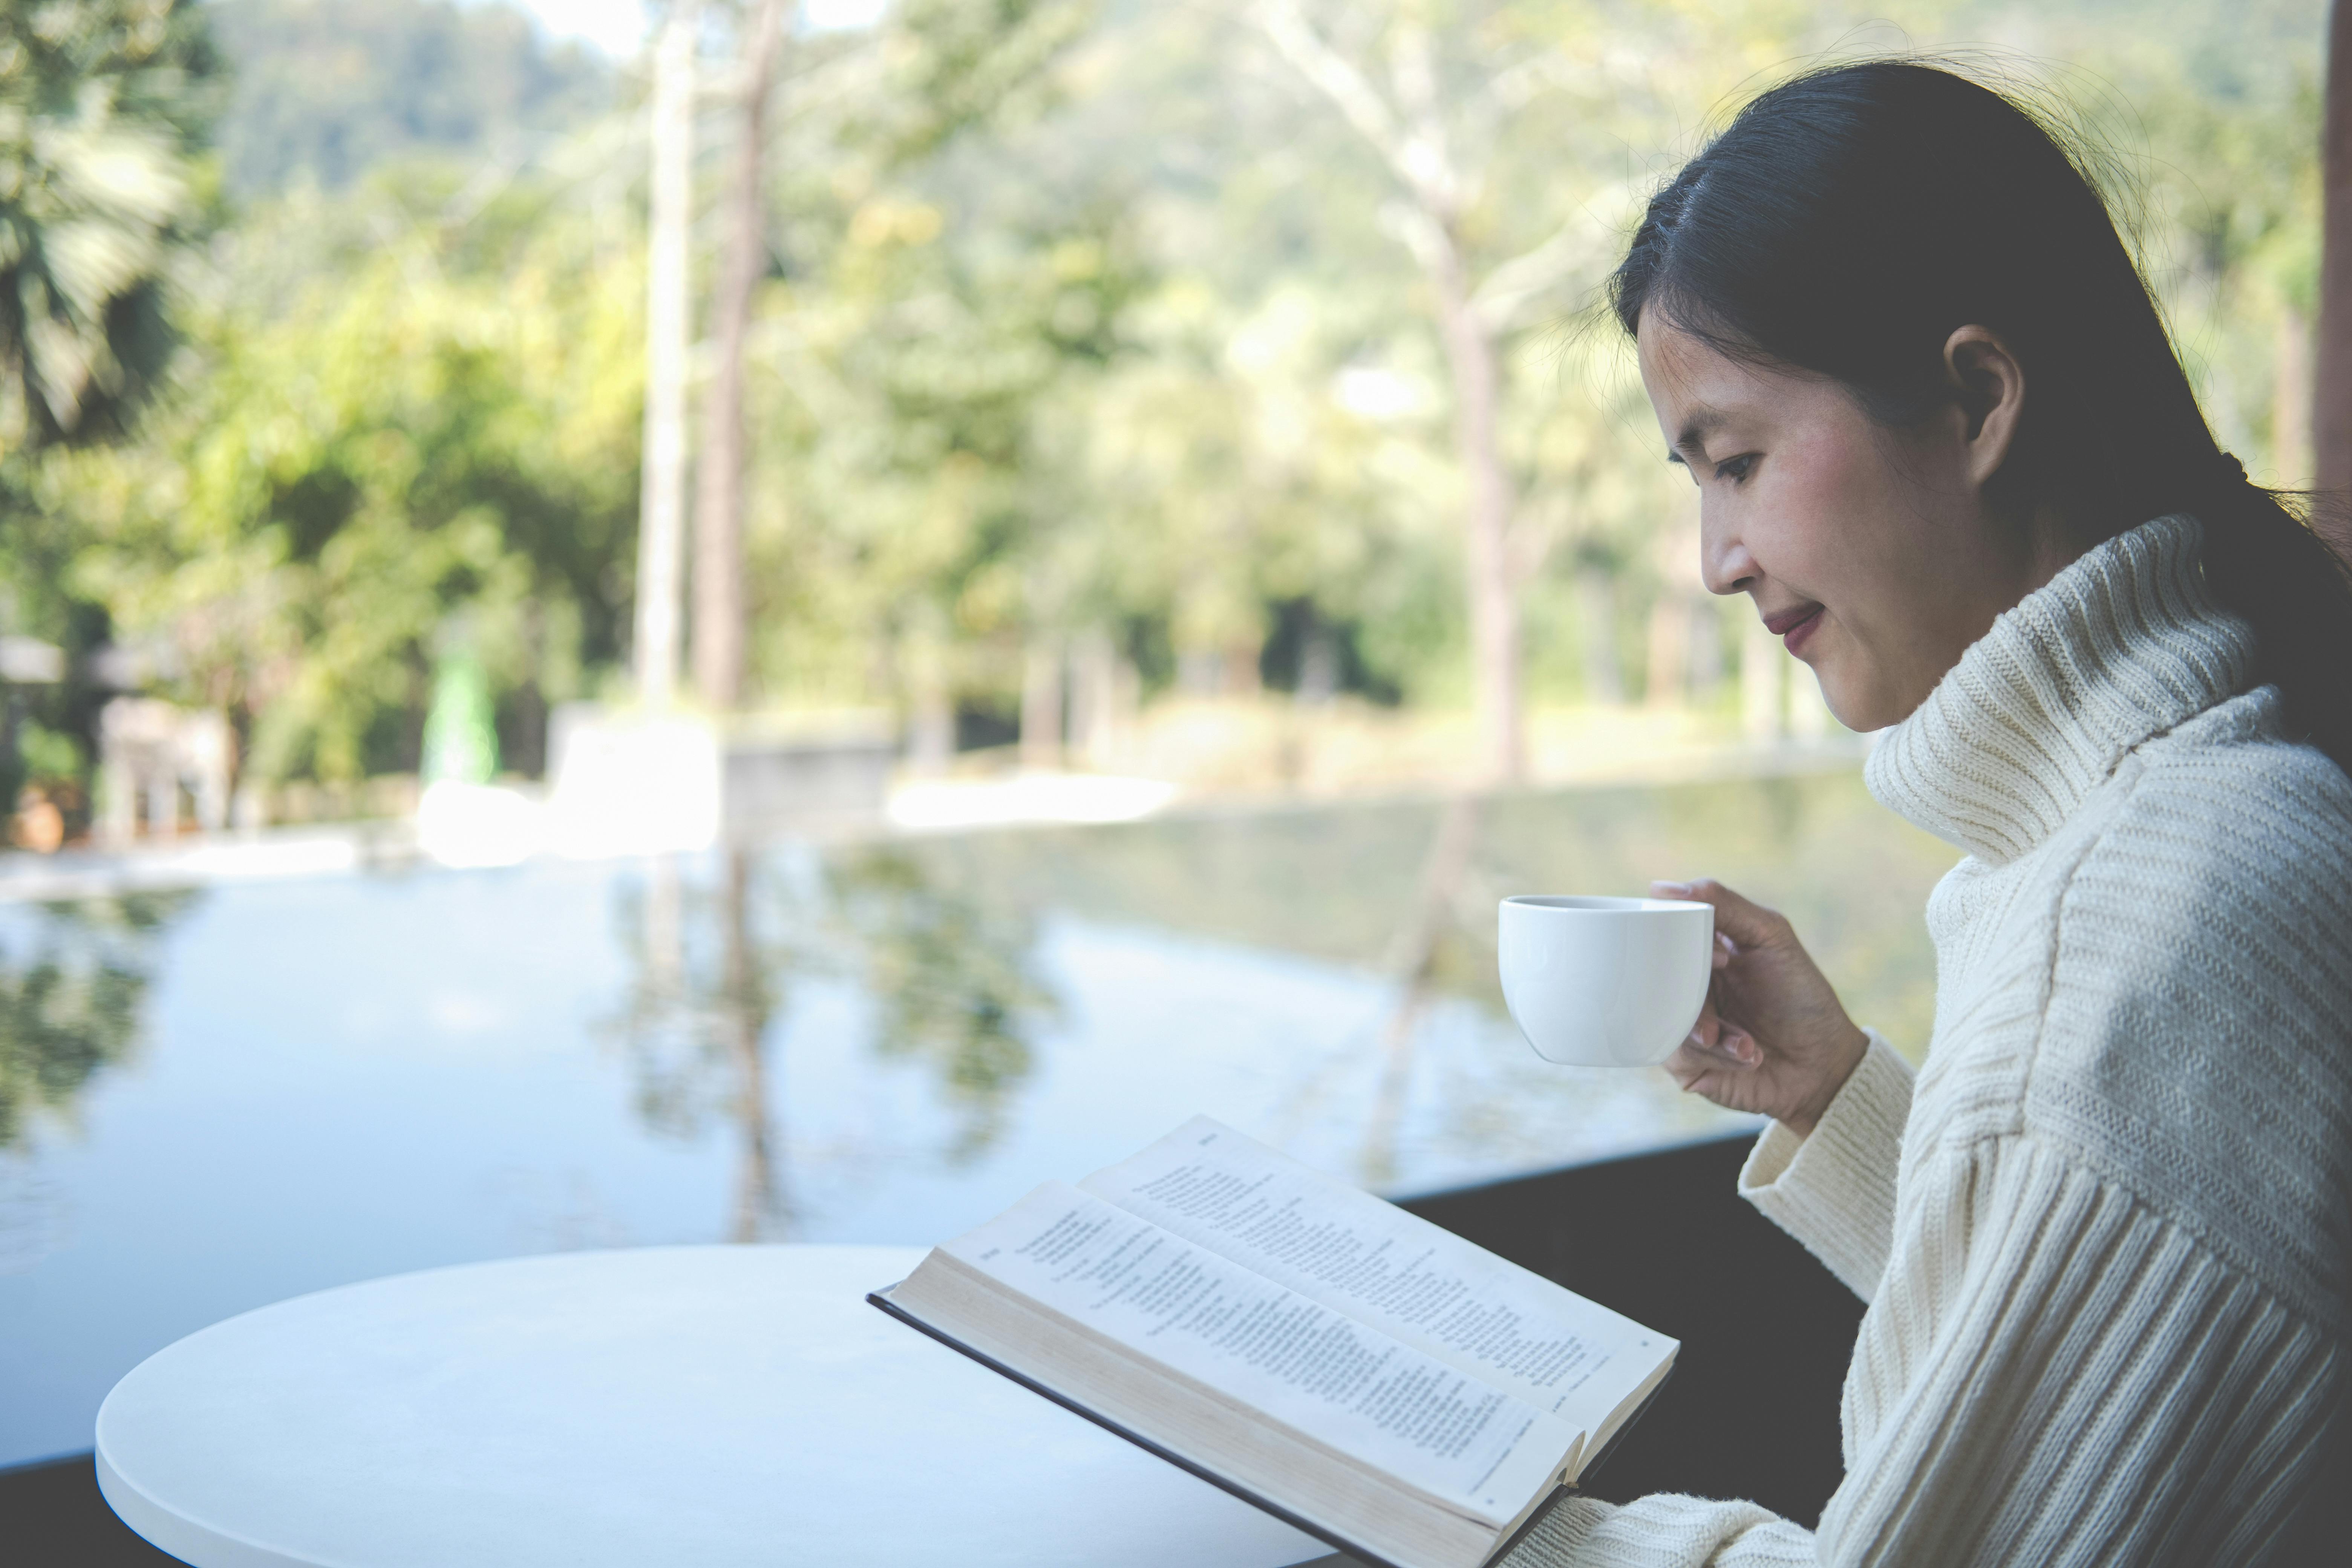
[848,770,1954,1192]
[608,843,1060,1240]
[824,845,1057,1165]
[1,893,196,1152]
[1,891,197,1276]
[609,852,805,1242]
[0,772,1956,1466]
[1361,792,1482,1186]
[892,769,1951,1065]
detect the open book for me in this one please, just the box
[869,1117,1677,1568]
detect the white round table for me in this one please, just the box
[95,1245,1340,1568]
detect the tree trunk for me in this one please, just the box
[905,645,954,779]
[1688,599,1724,703]
[1741,615,1784,743]
[1645,590,1690,710]
[1423,231,1524,784]
[633,1,698,711]
[1177,646,1219,697]
[1573,564,1623,707]
[694,0,788,713]
[2276,302,2313,489]
[2318,2,2352,496]
[1220,638,1264,696]
[1066,627,1125,769]
[1020,636,1064,771]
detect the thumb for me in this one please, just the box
[1650,877,1788,949]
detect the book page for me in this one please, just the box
[1080,1118,1674,1432]
[937,1181,1574,1523]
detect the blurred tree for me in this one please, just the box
[692,0,791,713]
[734,0,1122,730]
[0,0,218,832]
[206,0,609,198]
[11,0,2334,818]
[1253,0,1614,782]
[58,177,642,784]
[0,0,217,453]
[2324,0,2352,500]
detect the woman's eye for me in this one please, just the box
[1714,453,1758,484]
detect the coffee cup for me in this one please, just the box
[1497,895,1715,1067]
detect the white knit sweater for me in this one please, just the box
[1507,515,2351,1566]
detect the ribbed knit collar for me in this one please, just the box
[1864,514,2254,863]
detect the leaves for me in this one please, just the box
[0,0,217,450]
[15,0,2334,801]
[60,182,642,781]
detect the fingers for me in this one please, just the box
[1681,994,1760,1068]
[1651,877,1789,948]
[1664,1022,1758,1096]
[1688,994,1721,1050]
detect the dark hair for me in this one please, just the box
[1609,60,2352,773]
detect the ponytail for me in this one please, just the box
[2191,467,2352,770]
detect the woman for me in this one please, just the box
[1509,61,2352,1565]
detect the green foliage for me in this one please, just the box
[206,0,609,197]
[0,0,219,451]
[9,0,2334,798]
[57,178,642,781]
[850,0,1097,162]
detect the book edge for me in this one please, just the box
[1477,1483,1575,1568]
[871,1284,1490,1568]
[1564,1361,1677,1487]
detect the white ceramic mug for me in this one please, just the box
[1497,895,1715,1067]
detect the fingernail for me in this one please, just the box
[1654,880,1691,896]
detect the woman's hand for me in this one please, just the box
[1650,878,1869,1137]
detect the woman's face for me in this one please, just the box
[1636,310,2064,732]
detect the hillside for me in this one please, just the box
[209,0,614,197]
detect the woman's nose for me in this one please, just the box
[1699,509,1758,597]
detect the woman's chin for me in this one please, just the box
[1811,665,1894,734]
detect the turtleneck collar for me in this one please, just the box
[1863,514,2255,863]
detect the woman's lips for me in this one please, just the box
[1764,604,1825,655]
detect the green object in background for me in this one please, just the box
[421,652,498,787]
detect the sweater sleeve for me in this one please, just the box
[1735,1030,1911,1302]
[1499,1133,2337,1568]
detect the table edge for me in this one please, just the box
[98,1443,321,1568]
[91,1245,931,1568]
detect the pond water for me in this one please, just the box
[0,769,1955,1468]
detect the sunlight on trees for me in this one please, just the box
[0,0,2332,832]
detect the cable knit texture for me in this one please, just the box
[1504,516,2350,1566]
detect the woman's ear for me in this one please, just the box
[1943,325,2026,487]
